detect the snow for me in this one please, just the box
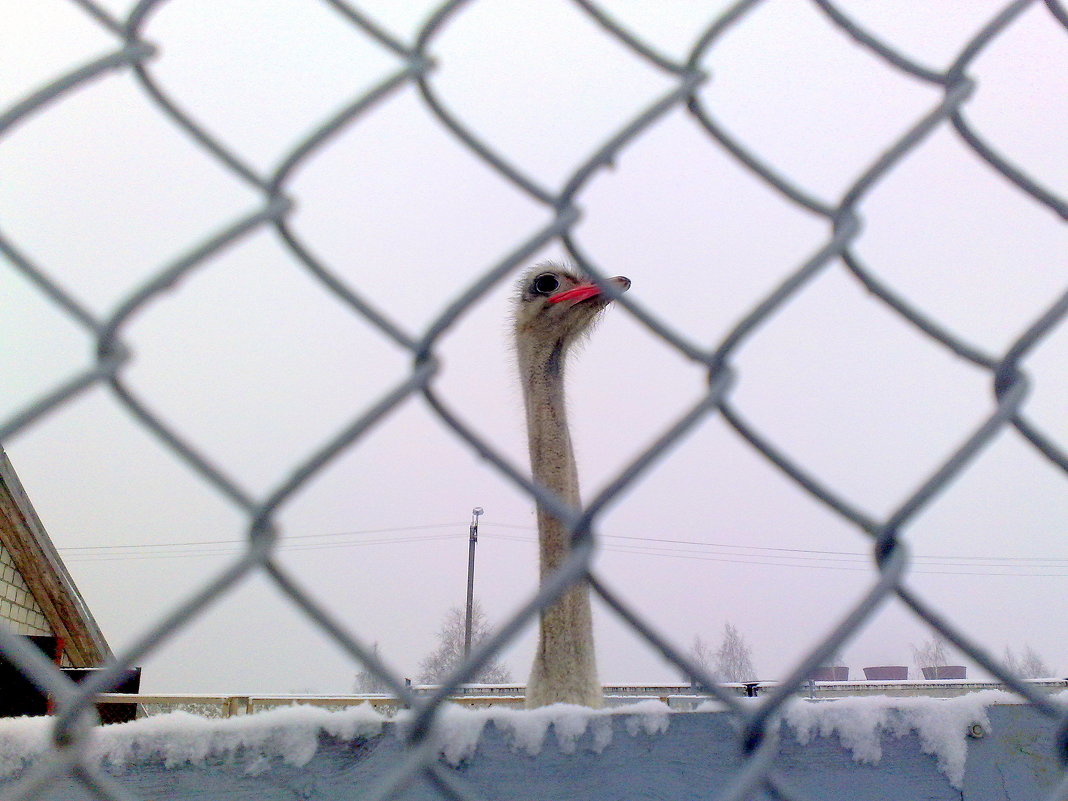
[0,700,672,778]
[0,704,386,778]
[0,692,1056,787]
[780,690,1021,787]
[0,716,51,779]
[395,699,671,765]
[689,690,1065,788]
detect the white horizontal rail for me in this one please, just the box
[87,679,1068,718]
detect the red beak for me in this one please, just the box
[547,284,602,304]
[547,277,629,305]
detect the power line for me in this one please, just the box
[486,523,1068,563]
[58,523,464,553]
[60,527,467,563]
[484,527,1068,577]
[491,533,1068,577]
[57,520,1068,576]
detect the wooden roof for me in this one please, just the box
[0,448,109,666]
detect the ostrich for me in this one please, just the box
[513,263,630,708]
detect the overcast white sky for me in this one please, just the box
[3,0,1068,693]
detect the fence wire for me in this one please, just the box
[2,1,1068,799]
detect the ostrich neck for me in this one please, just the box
[518,332,602,708]
[519,340,581,576]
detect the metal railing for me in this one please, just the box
[3,1,1068,799]
[97,678,1068,719]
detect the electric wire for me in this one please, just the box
[57,521,1068,575]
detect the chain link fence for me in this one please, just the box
[3,0,1068,799]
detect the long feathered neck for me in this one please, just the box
[517,338,580,572]
[517,332,603,708]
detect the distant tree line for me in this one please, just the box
[356,615,1055,694]
[912,633,1054,680]
[686,621,757,683]
[354,599,513,694]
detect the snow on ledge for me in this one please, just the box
[0,692,1058,786]
[691,690,1065,788]
[778,690,1032,787]
[0,700,672,779]
[0,704,386,778]
[396,699,672,766]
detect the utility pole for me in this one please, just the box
[464,507,483,658]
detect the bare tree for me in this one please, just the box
[1020,646,1053,679]
[354,641,389,694]
[715,622,756,682]
[912,634,950,676]
[1004,645,1053,679]
[417,600,513,685]
[684,634,716,683]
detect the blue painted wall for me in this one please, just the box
[0,704,1059,800]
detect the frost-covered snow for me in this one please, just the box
[0,716,51,779]
[0,700,672,778]
[780,690,1016,787]
[690,690,1065,788]
[0,693,1055,787]
[0,704,385,778]
[395,699,672,765]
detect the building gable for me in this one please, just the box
[0,449,109,666]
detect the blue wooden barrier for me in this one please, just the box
[0,698,1060,799]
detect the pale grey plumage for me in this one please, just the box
[512,263,630,708]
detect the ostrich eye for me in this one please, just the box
[531,273,560,296]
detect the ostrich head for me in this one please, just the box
[513,264,631,356]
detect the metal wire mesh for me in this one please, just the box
[3,0,1068,799]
